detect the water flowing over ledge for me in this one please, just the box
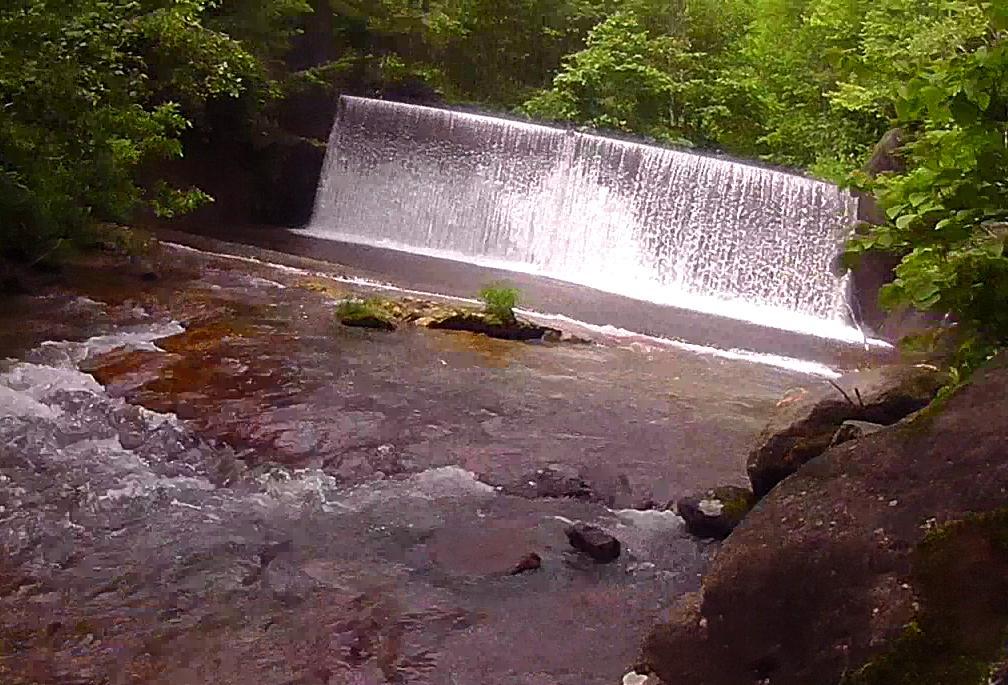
[304,96,865,341]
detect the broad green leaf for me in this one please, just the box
[895,214,918,231]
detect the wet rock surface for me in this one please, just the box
[0,239,816,684]
[502,465,598,501]
[640,355,1008,685]
[746,364,947,497]
[676,485,755,540]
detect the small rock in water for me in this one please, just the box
[676,485,755,540]
[509,552,542,575]
[564,522,620,563]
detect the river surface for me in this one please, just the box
[1,239,834,684]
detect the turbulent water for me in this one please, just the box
[306,96,860,337]
[3,283,795,684]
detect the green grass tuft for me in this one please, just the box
[478,283,520,322]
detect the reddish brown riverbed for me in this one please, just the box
[1,239,826,684]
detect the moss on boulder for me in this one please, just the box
[844,509,1008,685]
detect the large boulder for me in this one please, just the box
[830,419,884,446]
[747,364,946,497]
[639,354,1008,685]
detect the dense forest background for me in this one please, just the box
[0,0,1006,367]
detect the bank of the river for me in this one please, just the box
[0,236,833,684]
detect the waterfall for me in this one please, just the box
[304,96,862,339]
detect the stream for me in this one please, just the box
[1,241,828,684]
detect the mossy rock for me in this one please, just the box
[335,299,397,331]
[297,277,347,299]
[844,509,1008,685]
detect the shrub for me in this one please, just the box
[478,284,520,322]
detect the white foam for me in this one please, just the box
[99,472,215,501]
[612,508,685,532]
[0,383,60,419]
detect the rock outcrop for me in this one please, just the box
[422,310,560,341]
[509,552,542,575]
[639,354,1008,685]
[332,294,569,342]
[747,364,946,497]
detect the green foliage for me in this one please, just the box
[2,0,1005,379]
[522,2,757,147]
[0,0,310,260]
[478,284,520,322]
[845,2,1007,375]
[336,298,372,318]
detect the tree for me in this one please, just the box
[846,1,1008,372]
[0,0,308,257]
[520,1,757,148]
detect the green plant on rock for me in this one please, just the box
[477,284,520,322]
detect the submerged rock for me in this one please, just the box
[565,522,620,563]
[747,364,946,497]
[640,354,1008,685]
[676,485,755,540]
[502,465,597,501]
